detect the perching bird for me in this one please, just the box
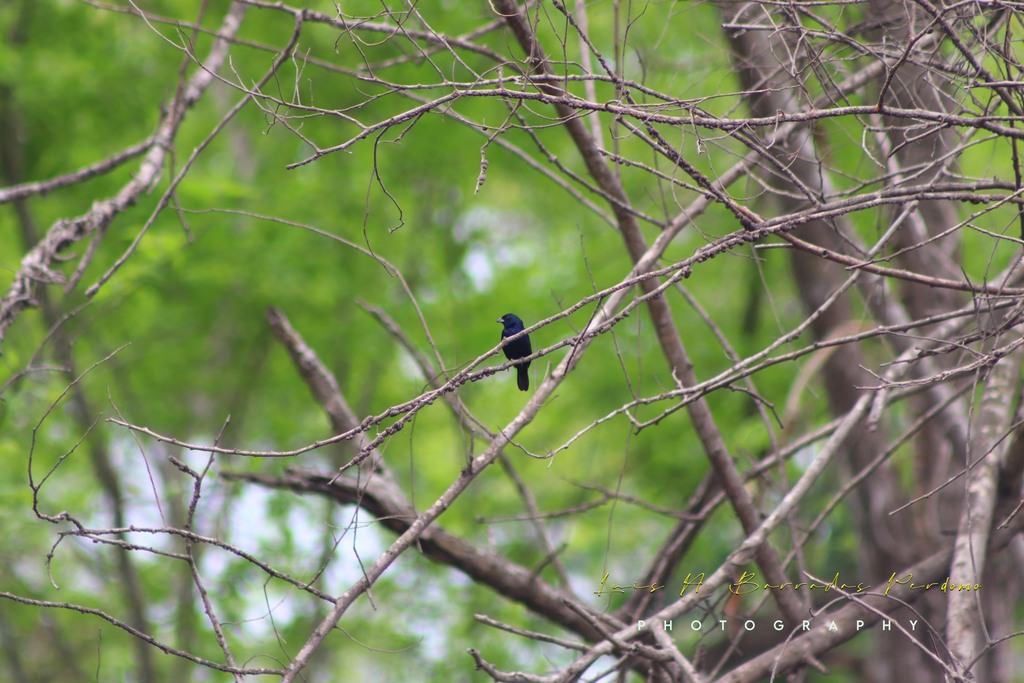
[497,313,532,391]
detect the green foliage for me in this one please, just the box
[2,1,1022,682]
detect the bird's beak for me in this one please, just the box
[495,318,502,323]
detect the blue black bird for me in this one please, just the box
[497,313,532,391]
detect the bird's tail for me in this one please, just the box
[516,365,529,392]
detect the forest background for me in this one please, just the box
[2,1,1024,681]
